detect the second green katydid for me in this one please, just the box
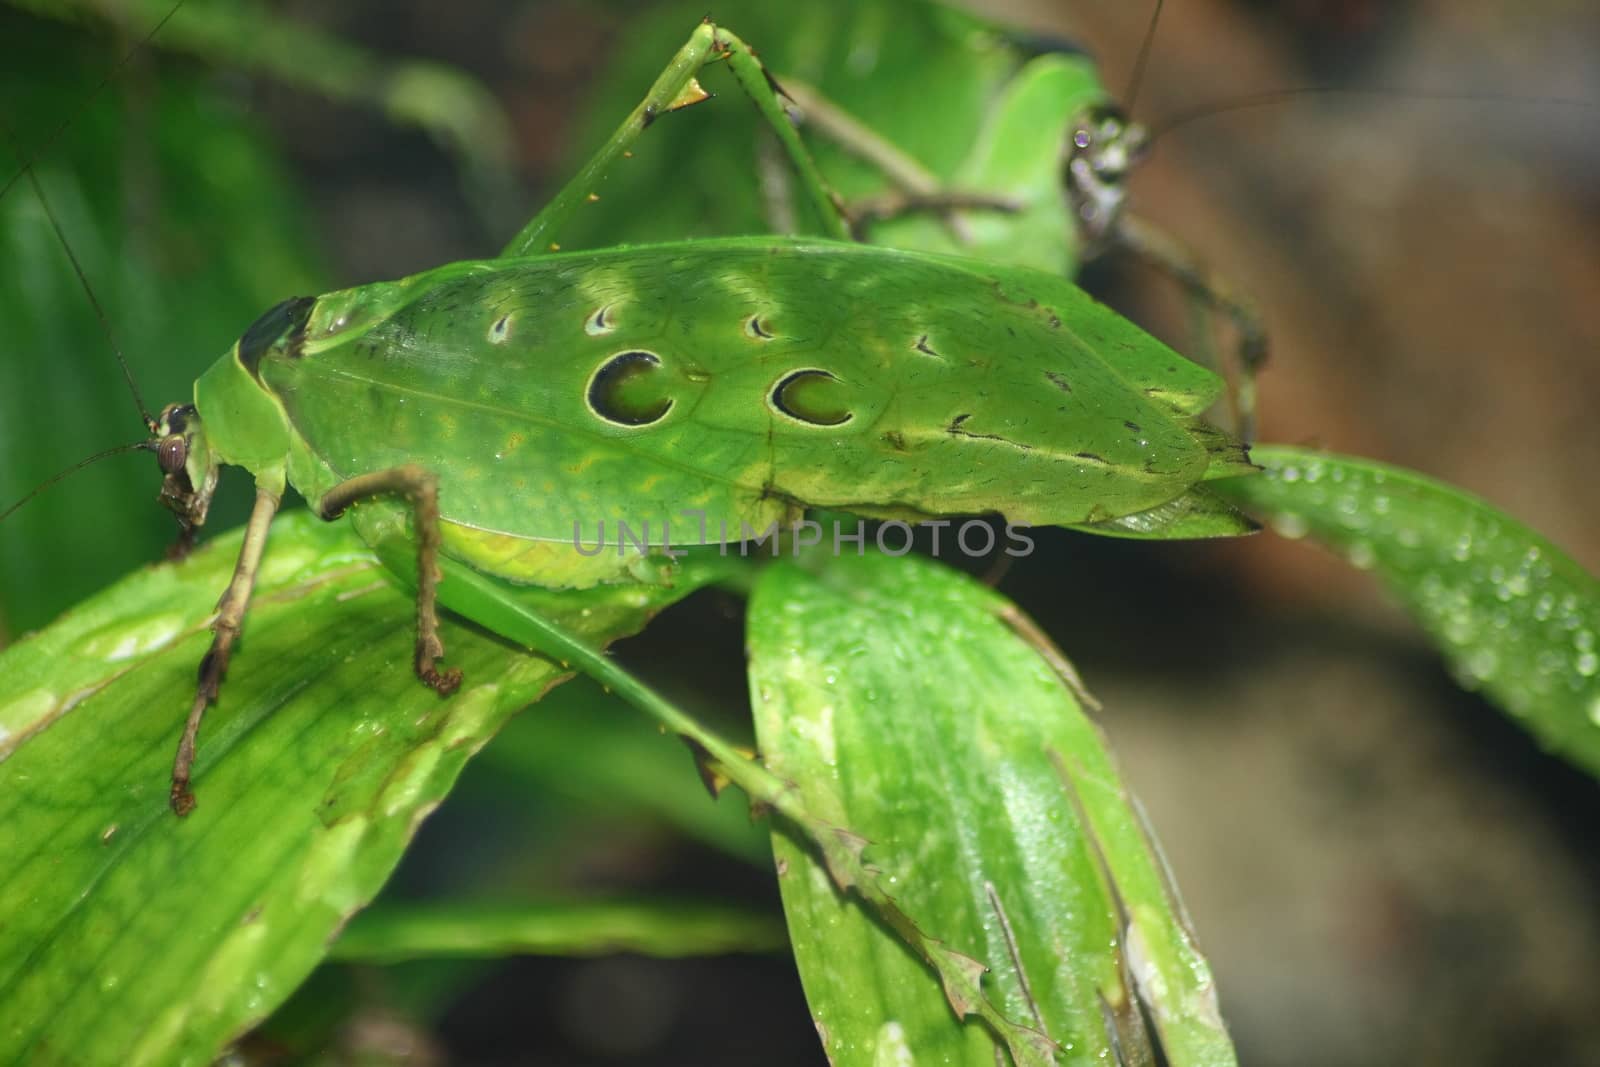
[563,1,1137,271]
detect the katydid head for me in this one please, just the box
[1065,104,1149,255]
[153,401,218,545]
[145,290,313,549]
[1060,0,1158,255]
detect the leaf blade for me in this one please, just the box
[1212,445,1600,777]
[746,550,1235,1066]
[0,511,703,1065]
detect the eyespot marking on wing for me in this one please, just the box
[585,305,616,336]
[586,350,674,427]
[770,369,853,428]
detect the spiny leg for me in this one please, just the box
[984,882,1047,1035]
[1115,213,1269,443]
[319,464,463,699]
[776,78,1020,239]
[848,189,1022,236]
[500,22,852,258]
[171,486,281,815]
[779,79,939,195]
[710,30,853,239]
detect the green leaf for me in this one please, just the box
[1212,445,1600,777]
[0,511,704,1065]
[411,538,1131,1067]
[329,897,786,964]
[746,550,1235,1067]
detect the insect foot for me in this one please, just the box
[418,658,464,697]
[170,783,197,818]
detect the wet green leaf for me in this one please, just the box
[746,550,1235,1067]
[1213,445,1600,777]
[403,540,1065,1065]
[0,511,705,1065]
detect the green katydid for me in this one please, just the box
[0,19,1257,1056]
[2,19,1251,814]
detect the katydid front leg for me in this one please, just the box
[171,485,281,815]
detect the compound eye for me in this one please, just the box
[157,435,188,477]
[157,402,196,435]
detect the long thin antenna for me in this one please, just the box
[1147,85,1594,144]
[0,1,190,433]
[0,442,153,525]
[0,0,186,203]
[4,132,155,430]
[1122,0,1165,115]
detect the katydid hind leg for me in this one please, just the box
[171,486,282,815]
[712,29,852,241]
[500,22,851,258]
[318,464,462,698]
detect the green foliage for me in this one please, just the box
[330,898,787,964]
[0,512,711,1062]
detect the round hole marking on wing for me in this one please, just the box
[586,350,675,427]
[769,369,854,428]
